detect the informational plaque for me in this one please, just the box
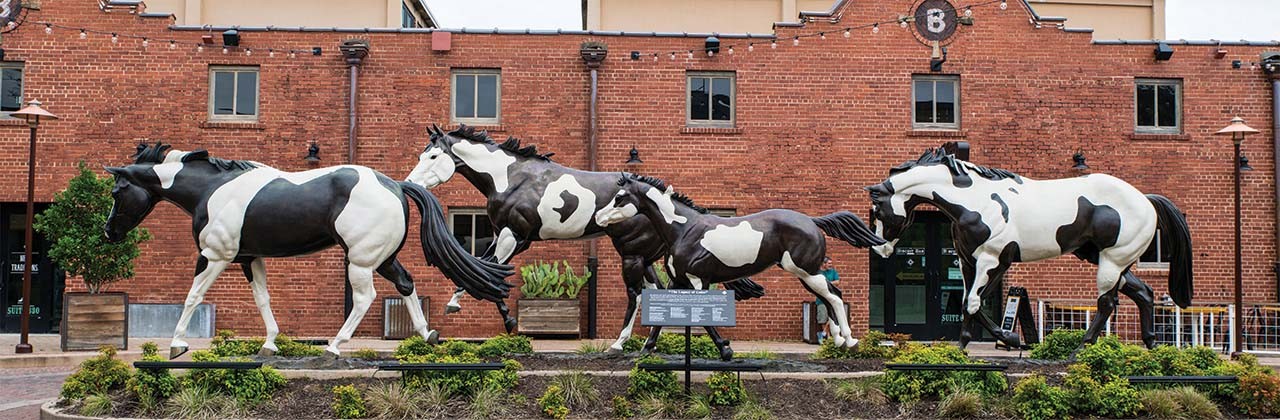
[641,289,735,327]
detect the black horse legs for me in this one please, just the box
[1082,288,1122,345]
[1118,271,1158,349]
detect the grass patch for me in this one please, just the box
[165,386,239,420]
[733,398,774,420]
[576,341,609,354]
[365,382,429,419]
[550,371,601,410]
[79,393,113,417]
[468,386,511,419]
[829,377,888,405]
[937,388,982,418]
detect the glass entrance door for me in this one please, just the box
[0,203,60,334]
[870,212,967,340]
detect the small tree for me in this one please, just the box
[34,161,150,293]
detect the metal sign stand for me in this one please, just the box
[996,286,1039,351]
[683,325,692,395]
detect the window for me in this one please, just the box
[208,66,259,121]
[0,62,21,117]
[913,75,959,129]
[449,209,494,256]
[451,69,501,124]
[1139,228,1171,268]
[401,2,419,28]
[687,72,734,127]
[1135,78,1181,133]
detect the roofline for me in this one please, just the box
[167,25,776,39]
[1093,39,1280,46]
[411,0,438,28]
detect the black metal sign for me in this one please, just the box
[914,0,958,42]
[641,289,735,327]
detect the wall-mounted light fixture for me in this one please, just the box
[1071,151,1088,170]
[305,143,321,163]
[625,146,643,165]
[1215,49,1228,59]
[1240,155,1253,171]
[222,29,240,47]
[930,46,948,72]
[1154,42,1174,61]
[630,51,640,60]
[704,36,720,56]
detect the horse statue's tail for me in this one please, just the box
[812,211,888,248]
[1147,194,1193,308]
[400,181,515,303]
[723,278,766,300]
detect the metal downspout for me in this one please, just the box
[1273,79,1280,300]
[340,39,370,164]
[582,44,607,339]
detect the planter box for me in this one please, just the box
[61,292,128,351]
[517,299,580,336]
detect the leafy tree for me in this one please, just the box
[34,161,150,293]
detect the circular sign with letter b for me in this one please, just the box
[914,0,958,42]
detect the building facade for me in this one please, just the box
[3,0,1277,343]
[141,0,436,28]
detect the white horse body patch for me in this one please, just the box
[537,174,597,239]
[644,187,688,224]
[452,141,516,192]
[699,221,763,267]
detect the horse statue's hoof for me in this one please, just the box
[444,304,461,315]
[719,346,734,361]
[503,317,518,334]
[321,350,340,360]
[999,332,1021,348]
[425,330,440,345]
[257,347,276,357]
[604,347,624,358]
[169,346,189,360]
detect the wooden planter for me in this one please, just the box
[61,292,128,351]
[517,298,580,336]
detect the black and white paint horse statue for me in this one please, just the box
[594,174,886,348]
[865,148,1192,349]
[105,143,514,359]
[406,125,765,359]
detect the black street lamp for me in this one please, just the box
[10,100,58,354]
[1216,116,1258,355]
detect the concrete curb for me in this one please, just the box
[275,368,895,381]
[1,351,144,369]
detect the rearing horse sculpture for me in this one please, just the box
[865,148,1192,349]
[405,125,765,359]
[106,143,514,358]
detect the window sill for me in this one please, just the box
[444,123,504,133]
[1134,262,1170,271]
[681,126,742,134]
[1129,133,1189,141]
[201,120,264,130]
[906,129,966,137]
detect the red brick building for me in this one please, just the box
[1,0,1277,345]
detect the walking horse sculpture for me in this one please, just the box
[594,173,886,348]
[865,148,1193,349]
[105,143,514,359]
[405,125,766,359]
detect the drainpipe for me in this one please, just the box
[581,41,608,339]
[340,39,370,164]
[1272,77,1280,301]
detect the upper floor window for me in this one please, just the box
[451,69,501,125]
[0,62,22,117]
[1139,228,1171,268]
[208,66,258,122]
[687,71,734,127]
[913,75,959,129]
[401,2,420,28]
[449,209,494,256]
[1135,78,1181,133]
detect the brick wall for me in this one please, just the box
[5,0,1277,342]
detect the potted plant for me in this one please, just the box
[35,162,150,351]
[516,261,590,336]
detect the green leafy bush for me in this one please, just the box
[397,350,485,397]
[628,355,679,398]
[1206,353,1273,401]
[183,350,287,403]
[612,395,634,418]
[1012,375,1071,420]
[394,335,434,358]
[352,348,379,360]
[621,335,645,353]
[1094,378,1142,418]
[331,384,367,419]
[478,333,533,357]
[1029,329,1084,360]
[655,333,718,359]
[487,359,522,391]
[520,260,591,299]
[210,330,322,357]
[538,385,570,419]
[881,343,1006,402]
[937,388,982,418]
[128,351,178,411]
[1236,373,1280,417]
[436,339,481,356]
[813,330,911,360]
[707,372,748,406]
[1075,335,1151,381]
[61,346,131,401]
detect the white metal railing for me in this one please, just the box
[1036,300,1234,353]
[1242,304,1280,355]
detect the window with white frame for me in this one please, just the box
[0,62,22,117]
[1138,228,1170,268]
[451,69,501,124]
[449,209,494,256]
[1135,78,1181,134]
[912,75,960,129]
[208,66,259,121]
[687,71,735,127]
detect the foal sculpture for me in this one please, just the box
[865,148,1192,349]
[595,174,886,348]
[105,143,514,358]
[405,125,764,358]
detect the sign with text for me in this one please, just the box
[641,289,735,327]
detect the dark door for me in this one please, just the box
[0,203,61,334]
[871,212,971,340]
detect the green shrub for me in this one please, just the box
[655,333,718,359]
[365,382,428,419]
[707,372,747,406]
[394,335,434,358]
[1145,344,1204,376]
[881,343,1005,402]
[520,260,591,299]
[1012,375,1071,420]
[628,355,680,398]
[813,330,910,360]
[352,348,379,360]
[141,341,160,357]
[398,350,484,397]
[538,385,570,419]
[733,399,773,420]
[436,339,481,356]
[478,333,533,357]
[183,350,288,404]
[612,395,634,418]
[61,346,131,401]
[550,371,599,410]
[1095,378,1142,418]
[830,378,887,405]
[1236,372,1280,417]
[622,335,645,353]
[1206,353,1273,401]
[937,388,982,418]
[1140,387,1222,420]
[80,393,114,417]
[331,384,367,419]
[1030,329,1084,361]
[273,334,323,357]
[1062,363,1103,412]
[1183,346,1224,371]
[127,353,178,410]
[1075,335,1151,381]
[210,330,322,357]
[486,359,522,391]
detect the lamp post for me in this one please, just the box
[1216,116,1258,355]
[10,100,58,354]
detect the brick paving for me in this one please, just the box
[0,366,73,419]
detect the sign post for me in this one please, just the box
[996,286,1039,350]
[641,289,735,394]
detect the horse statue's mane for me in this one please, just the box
[891,147,1022,182]
[432,125,555,161]
[621,173,710,215]
[132,142,262,172]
